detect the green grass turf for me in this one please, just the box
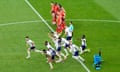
[95,0,120,20]
[0,0,120,72]
[0,0,38,23]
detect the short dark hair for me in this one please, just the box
[51,31,54,34]
[54,2,57,5]
[58,4,62,8]
[43,49,46,53]
[70,21,72,24]
[25,36,29,38]
[82,35,85,39]
[45,41,48,46]
[51,1,53,3]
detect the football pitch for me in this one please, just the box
[0,0,120,72]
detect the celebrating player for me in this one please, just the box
[45,41,55,50]
[25,36,42,59]
[42,49,56,69]
[56,4,66,34]
[50,2,60,24]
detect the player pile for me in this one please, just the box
[25,2,90,70]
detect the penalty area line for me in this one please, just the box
[25,0,91,72]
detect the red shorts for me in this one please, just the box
[56,25,63,33]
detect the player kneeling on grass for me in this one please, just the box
[42,49,56,70]
[80,35,90,54]
[69,41,85,62]
[25,36,42,59]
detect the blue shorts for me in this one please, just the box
[51,55,55,60]
[57,47,61,52]
[65,44,70,48]
[74,51,79,56]
[81,45,86,50]
[51,51,56,60]
[66,36,72,40]
[30,46,35,49]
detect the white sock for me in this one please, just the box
[49,62,53,69]
[80,47,83,54]
[56,53,62,63]
[84,49,90,52]
[56,52,62,60]
[60,52,65,57]
[61,52,67,59]
[27,50,31,58]
[64,49,69,56]
[58,55,62,61]
[34,49,42,53]
[72,56,78,60]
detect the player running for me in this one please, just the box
[42,49,56,70]
[25,36,42,59]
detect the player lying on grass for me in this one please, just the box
[80,35,90,54]
[25,36,42,59]
[42,49,56,70]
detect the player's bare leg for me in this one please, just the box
[26,48,31,59]
[56,52,62,63]
[34,49,43,54]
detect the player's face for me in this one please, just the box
[25,38,29,41]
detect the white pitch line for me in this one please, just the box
[0,20,42,27]
[25,0,91,72]
[25,0,54,32]
[1,18,120,27]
